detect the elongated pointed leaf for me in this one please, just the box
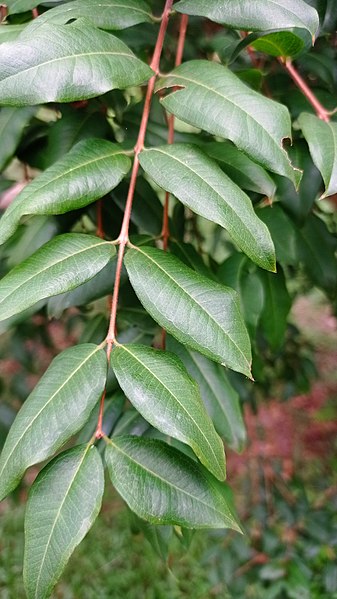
[0,139,131,245]
[124,246,252,377]
[6,0,41,14]
[0,233,115,322]
[106,437,241,530]
[175,0,319,39]
[167,337,246,452]
[25,0,154,33]
[0,344,107,501]
[298,112,337,198]
[0,107,35,172]
[260,267,291,351]
[111,344,226,480]
[0,21,153,106]
[156,61,300,185]
[139,144,276,271]
[203,141,276,198]
[24,444,104,599]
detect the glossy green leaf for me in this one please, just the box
[26,0,154,32]
[0,233,115,321]
[203,141,276,198]
[24,444,104,599]
[167,337,246,452]
[260,267,291,351]
[0,24,27,44]
[0,140,130,245]
[0,344,107,501]
[0,21,153,106]
[124,246,252,378]
[111,343,226,480]
[105,436,241,530]
[157,61,300,185]
[258,205,298,266]
[139,144,276,271]
[175,0,319,39]
[298,112,337,198]
[250,30,307,57]
[0,107,35,172]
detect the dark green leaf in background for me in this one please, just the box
[0,234,115,321]
[139,144,276,271]
[0,344,106,500]
[0,21,153,106]
[259,266,292,351]
[156,61,301,185]
[0,107,35,172]
[175,0,319,39]
[125,246,252,377]
[105,436,241,530]
[0,139,131,245]
[111,343,226,480]
[24,444,104,599]
[167,336,246,452]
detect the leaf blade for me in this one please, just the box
[0,106,35,171]
[156,60,300,184]
[124,246,252,377]
[0,233,115,321]
[111,344,226,480]
[24,444,104,599]
[0,344,107,501]
[0,21,153,106]
[105,436,241,530]
[0,139,131,244]
[139,144,276,271]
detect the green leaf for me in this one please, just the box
[6,0,40,14]
[175,0,319,39]
[111,343,226,480]
[0,21,153,106]
[258,205,298,266]
[250,30,307,57]
[0,107,35,172]
[167,336,246,452]
[0,233,115,321]
[105,436,241,530]
[298,112,337,198]
[296,214,337,296]
[0,24,27,44]
[124,246,252,377]
[0,139,130,245]
[260,267,291,351]
[24,444,104,599]
[139,144,276,271]
[156,61,300,185]
[25,0,154,32]
[203,141,276,198]
[0,344,107,501]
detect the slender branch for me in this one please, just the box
[0,4,7,21]
[32,7,39,18]
[96,199,104,238]
[280,58,331,122]
[95,0,174,438]
[160,14,189,349]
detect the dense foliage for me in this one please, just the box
[0,0,336,596]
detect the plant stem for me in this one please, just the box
[96,199,104,238]
[96,0,174,438]
[161,14,189,349]
[281,58,330,122]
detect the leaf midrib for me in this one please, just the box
[0,237,112,308]
[117,345,222,473]
[129,247,251,372]
[109,441,229,521]
[1,50,138,85]
[0,346,102,480]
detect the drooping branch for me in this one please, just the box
[95,0,174,438]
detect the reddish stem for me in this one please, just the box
[32,7,38,18]
[160,14,189,350]
[281,58,330,122]
[0,4,7,21]
[96,199,104,238]
[95,0,174,438]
